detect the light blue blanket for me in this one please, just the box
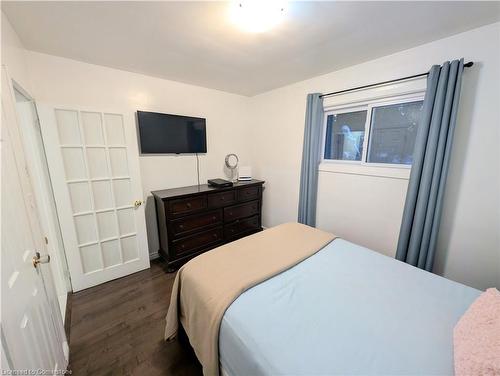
[219,238,480,375]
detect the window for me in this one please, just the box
[368,101,423,165]
[323,97,424,166]
[324,110,367,161]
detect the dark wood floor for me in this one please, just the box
[68,259,202,376]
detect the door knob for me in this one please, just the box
[32,251,50,269]
[134,200,143,209]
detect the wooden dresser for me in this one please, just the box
[152,179,264,270]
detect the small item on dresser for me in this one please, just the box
[238,166,252,181]
[225,153,239,182]
[208,178,233,188]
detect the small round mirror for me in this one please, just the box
[225,153,239,169]
[225,154,239,182]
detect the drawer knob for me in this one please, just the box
[186,203,192,208]
[212,216,217,220]
[213,233,218,238]
[179,224,184,229]
[221,197,225,201]
[181,244,185,249]
[229,212,233,216]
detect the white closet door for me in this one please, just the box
[37,106,150,291]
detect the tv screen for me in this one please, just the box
[137,111,207,154]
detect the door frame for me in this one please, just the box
[37,104,150,291]
[11,80,72,318]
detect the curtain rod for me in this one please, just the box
[319,61,474,98]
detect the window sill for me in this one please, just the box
[319,161,411,180]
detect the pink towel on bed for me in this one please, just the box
[454,288,500,376]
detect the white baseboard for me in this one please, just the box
[59,293,67,322]
[149,251,160,260]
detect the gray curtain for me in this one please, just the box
[396,59,465,271]
[298,93,323,227]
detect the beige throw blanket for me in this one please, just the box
[165,222,336,375]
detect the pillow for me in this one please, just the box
[454,288,500,376]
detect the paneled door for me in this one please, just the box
[37,106,150,291]
[1,68,68,372]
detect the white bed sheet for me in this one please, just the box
[219,238,480,375]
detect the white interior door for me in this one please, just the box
[14,88,71,319]
[37,105,150,291]
[1,68,68,372]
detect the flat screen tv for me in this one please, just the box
[137,111,207,154]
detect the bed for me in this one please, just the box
[165,223,480,376]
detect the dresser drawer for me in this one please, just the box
[170,209,222,237]
[207,190,236,208]
[171,227,223,257]
[237,186,260,202]
[167,195,207,217]
[224,215,260,239]
[224,200,259,222]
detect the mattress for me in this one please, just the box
[219,238,480,375]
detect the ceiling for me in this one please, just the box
[3,1,500,96]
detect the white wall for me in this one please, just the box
[316,172,409,258]
[1,12,32,92]
[249,22,500,290]
[26,51,252,256]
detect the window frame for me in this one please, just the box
[321,92,425,170]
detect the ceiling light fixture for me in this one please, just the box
[229,0,287,33]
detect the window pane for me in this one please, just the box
[368,101,423,165]
[324,110,367,161]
